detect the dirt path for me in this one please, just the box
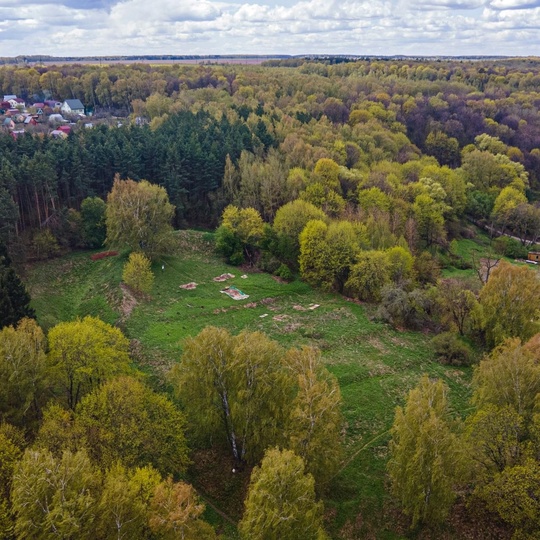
[119,283,138,321]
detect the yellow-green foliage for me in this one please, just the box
[12,448,100,540]
[239,448,326,540]
[388,375,463,527]
[76,376,189,476]
[170,326,291,465]
[105,176,174,259]
[472,338,540,417]
[346,250,391,302]
[479,261,540,347]
[0,318,47,427]
[285,347,343,490]
[478,459,540,538]
[123,252,154,295]
[221,205,264,245]
[47,316,131,410]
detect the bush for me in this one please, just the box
[215,225,244,265]
[432,332,472,366]
[493,236,528,259]
[275,263,293,281]
[32,229,60,260]
[377,285,435,330]
[122,252,154,294]
[258,252,281,274]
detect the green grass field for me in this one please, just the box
[24,231,474,539]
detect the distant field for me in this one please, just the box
[24,230,474,539]
[22,56,280,67]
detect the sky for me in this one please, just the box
[1,0,540,57]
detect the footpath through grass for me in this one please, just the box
[24,231,473,539]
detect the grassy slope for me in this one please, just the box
[24,231,474,539]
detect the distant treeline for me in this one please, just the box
[0,55,292,66]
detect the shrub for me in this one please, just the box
[493,236,528,259]
[122,252,154,294]
[32,229,60,260]
[258,252,281,274]
[432,332,472,366]
[377,285,435,330]
[215,225,244,265]
[275,263,293,281]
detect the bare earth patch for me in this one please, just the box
[119,283,138,320]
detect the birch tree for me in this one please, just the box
[388,375,463,527]
[239,448,327,540]
[170,327,292,465]
[105,176,175,259]
[47,316,131,410]
[285,346,343,490]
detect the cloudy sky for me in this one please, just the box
[1,0,540,57]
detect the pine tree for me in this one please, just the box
[0,245,35,330]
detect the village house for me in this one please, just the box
[48,113,66,126]
[61,99,85,115]
[31,103,45,115]
[24,116,38,126]
[5,97,25,109]
[44,100,62,110]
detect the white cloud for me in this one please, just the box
[0,0,539,57]
[489,0,540,9]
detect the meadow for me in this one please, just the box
[24,231,475,539]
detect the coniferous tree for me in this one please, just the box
[0,245,35,330]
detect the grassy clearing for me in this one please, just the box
[24,231,474,539]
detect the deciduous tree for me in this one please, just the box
[238,448,326,540]
[97,462,160,540]
[478,261,540,347]
[122,252,154,295]
[345,250,391,302]
[12,449,99,540]
[149,478,216,540]
[105,176,175,259]
[171,327,292,465]
[216,205,264,265]
[0,317,46,426]
[76,376,189,476]
[388,375,463,527]
[273,199,327,266]
[285,346,343,490]
[477,459,540,539]
[47,316,131,410]
[0,424,24,539]
[472,338,540,417]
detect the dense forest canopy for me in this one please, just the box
[3,58,540,247]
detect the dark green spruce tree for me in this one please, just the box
[0,245,35,329]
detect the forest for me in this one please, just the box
[2,57,540,538]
